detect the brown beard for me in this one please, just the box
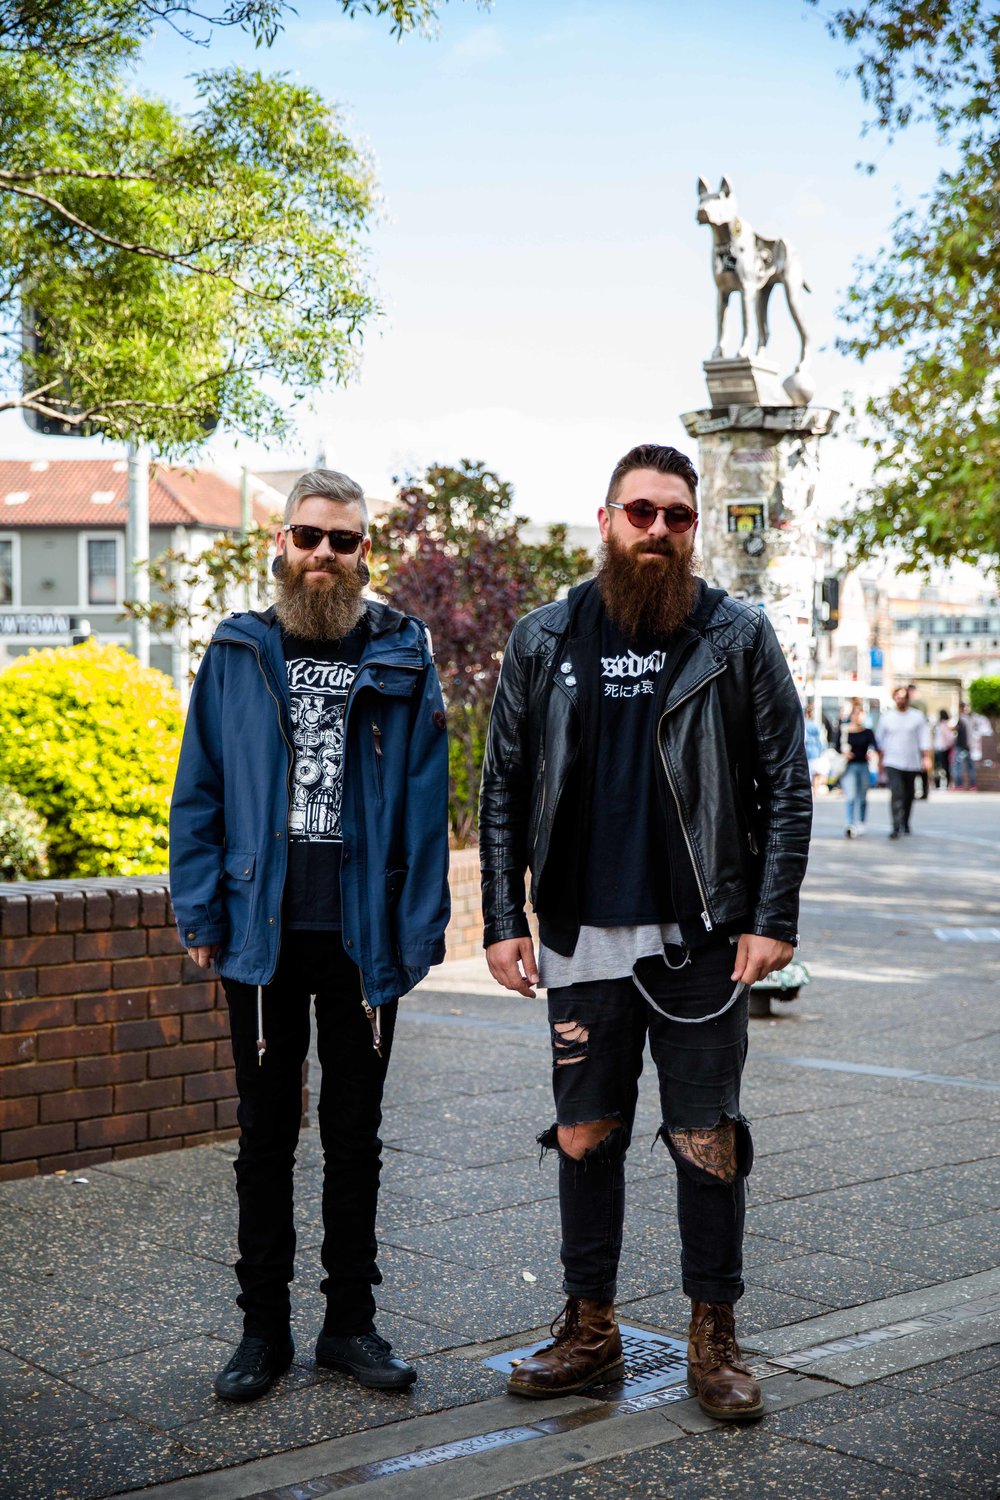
[596,533,698,639]
[273,555,367,640]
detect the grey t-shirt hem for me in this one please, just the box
[537,922,684,990]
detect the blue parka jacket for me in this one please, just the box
[169,602,450,1007]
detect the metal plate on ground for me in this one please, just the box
[934,927,1000,941]
[482,1323,689,1400]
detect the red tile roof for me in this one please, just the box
[0,460,281,529]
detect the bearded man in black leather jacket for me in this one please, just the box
[479,443,811,1421]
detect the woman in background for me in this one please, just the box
[933,708,955,790]
[842,701,877,837]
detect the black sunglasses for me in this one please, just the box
[607,499,698,533]
[282,524,365,554]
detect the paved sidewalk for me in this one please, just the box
[2,790,998,1499]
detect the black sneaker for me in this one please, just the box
[213,1334,294,1402]
[315,1328,417,1390]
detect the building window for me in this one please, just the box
[0,536,13,605]
[86,537,120,605]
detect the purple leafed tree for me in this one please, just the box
[371,460,591,844]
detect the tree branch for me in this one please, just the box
[0,179,287,304]
[0,167,165,185]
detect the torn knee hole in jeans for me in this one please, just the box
[662,1115,752,1185]
[552,1019,589,1066]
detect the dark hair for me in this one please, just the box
[605,443,699,507]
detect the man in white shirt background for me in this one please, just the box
[877,686,933,839]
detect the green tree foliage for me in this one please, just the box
[125,522,275,667]
[0,782,50,880]
[968,675,1000,724]
[812,2,1000,576]
[370,460,592,843]
[0,640,182,876]
[0,0,477,450]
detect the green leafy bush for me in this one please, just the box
[969,677,1000,727]
[0,641,182,877]
[0,783,50,880]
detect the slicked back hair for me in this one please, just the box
[283,469,369,530]
[605,444,699,507]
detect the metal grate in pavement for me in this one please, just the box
[482,1323,689,1401]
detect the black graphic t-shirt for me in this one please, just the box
[577,611,676,927]
[281,619,367,930]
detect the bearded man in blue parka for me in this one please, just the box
[170,469,450,1402]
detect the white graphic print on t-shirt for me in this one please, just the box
[600,648,667,700]
[287,657,357,842]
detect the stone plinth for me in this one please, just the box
[681,404,839,696]
[702,357,791,408]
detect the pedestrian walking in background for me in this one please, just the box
[170,469,450,1403]
[907,683,931,800]
[479,442,811,1423]
[933,709,955,789]
[877,685,933,838]
[804,710,828,796]
[953,702,989,790]
[842,702,877,837]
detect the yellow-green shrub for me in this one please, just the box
[0,641,182,877]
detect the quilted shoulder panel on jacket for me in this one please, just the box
[513,598,568,658]
[703,597,762,654]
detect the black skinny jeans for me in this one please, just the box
[887,767,918,833]
[544,940,752,1307]
[222,933,396,1343]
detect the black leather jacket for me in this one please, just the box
[479,578,812,955]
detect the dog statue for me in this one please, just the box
[697,176,811,385]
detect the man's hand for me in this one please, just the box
[486,937,540,998]
[186,945,219,970]
[731,934,793,987]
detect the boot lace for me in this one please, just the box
[228,1336,271,1375]
[703,1309,740,1369]
[355,1331,393,1359]
[547,1299,581,1345]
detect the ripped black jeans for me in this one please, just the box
[543,938,752,1306]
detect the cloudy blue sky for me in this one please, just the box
[2,0,946,523]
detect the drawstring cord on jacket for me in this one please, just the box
[256,985,266,1065]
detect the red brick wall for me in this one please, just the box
[0,879,249,1181]
[444,846,537,958]
[1,850,518,1180]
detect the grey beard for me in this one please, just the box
[273,563,367,640]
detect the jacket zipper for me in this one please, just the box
[531,758,546,842]
[371,720,384,796]
[360,973,382,1056]
[657,664,727,933]
[342,655,421,1019]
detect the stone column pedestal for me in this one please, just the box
[680,403,838,694]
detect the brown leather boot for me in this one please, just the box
[507,1297,624,1398]
[687,1301,763,1421]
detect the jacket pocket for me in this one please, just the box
[221,848,256,953]
[373,668,418,700]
